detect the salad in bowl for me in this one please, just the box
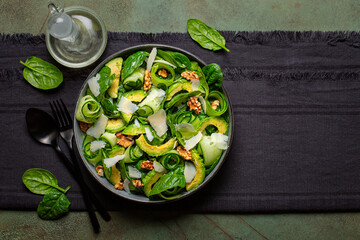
[74,45,232,202]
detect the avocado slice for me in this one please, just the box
[121,112,133,123]
[186,149,205,191]
[135,135,176,157]
[121,122,146,135]
[143,170,167,197]
[108,165,121,185]
[108,145,125,157]
[123,90,147,102]
[196,117,228,134]
[166,82,193,101]
[106,57,123,98]
[106,118,126,133]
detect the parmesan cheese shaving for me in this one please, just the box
[184,132,203,151]
[145,127,154,142]
[210,133,229,150]
[89,140,106,152]
[123,179,130,193]
[138,87,165,107]
[128,166,142,179]
[134,119,140,128]
[148,109,168,137]
[147,48,157,71]
[153,161,166,173]
[86,114,108,138]
[153,59,177,68]
[117,96,138,114]
[103,154,125,168]
[191,78,200,91]
[184,161,196,183]
[87,74,101,97]
[198,96,207,114]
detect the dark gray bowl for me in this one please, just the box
[74,44,234,203]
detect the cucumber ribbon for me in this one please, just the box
[151,62,175,88]
[75,95,103,123]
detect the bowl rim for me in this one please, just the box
[73,44,234,204]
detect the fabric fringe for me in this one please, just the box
[1,31,360,47]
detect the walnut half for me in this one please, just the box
[158,69,168,78]
[140,160,154,170]
[116,132,133,148]
[96,166,104,177]
[79,122,91,133]
[132,180,144,188]
[187,96,201,115]
[114,182,124,190]
[211,100,220,110]
[181,71,199,81]
[144,69,152,91]
[176,146,192,160]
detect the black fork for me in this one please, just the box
[50,99,111,232]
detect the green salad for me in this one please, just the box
[76,48,230,200]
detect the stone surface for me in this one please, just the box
[1,0,360,34]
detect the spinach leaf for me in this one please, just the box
[157,50,191,69]
[187,19,230,52]
[101,95,120,118]
[22,168,67,195]
[202,63,223,90]
[20,56,63,90]
[150,165,186,196]
[97,66,115,101]
[121,51,148,80]
[37,188,71,220]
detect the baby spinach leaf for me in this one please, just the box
[37,188,71,220]
[20,56,63,90]
[187,19,230,52]
[96,66,115,101]
[150,165,186,196]
[202,63,223,90]
[121,51,148,80]
[157,50,191,69]
[22,168,67,195]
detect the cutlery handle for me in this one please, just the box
[68,138,111,222]
[53,141,111,222]
[54,145,100,233]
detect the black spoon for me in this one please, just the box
[26,108,100,233]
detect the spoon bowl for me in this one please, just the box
[26,108,59,146]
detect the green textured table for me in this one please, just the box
[1,0,360,239]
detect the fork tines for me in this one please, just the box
[49,99,73,130]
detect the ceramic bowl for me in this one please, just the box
[73,44,233,203]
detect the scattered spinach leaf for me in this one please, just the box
[150,165,186,196]
[157,50,191,69]
[20,56,63,90]
[22,168,67,195]
[22,168,71,220]
[121,51,148,80]
[202,63,223,90]
[187,19,230,52]
[37,188,71,220]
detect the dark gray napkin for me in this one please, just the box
[1,31,360,212]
